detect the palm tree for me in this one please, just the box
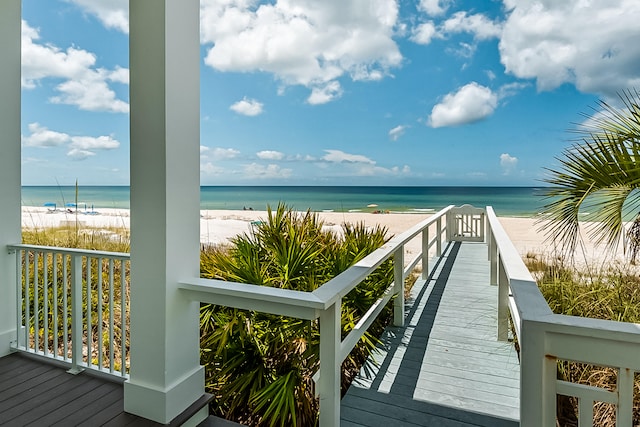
[538,89,640,260]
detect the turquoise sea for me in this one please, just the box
[21,186,548,217]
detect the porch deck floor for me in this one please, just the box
[341,241,520,427]
[0,352,160,426]
[0,353,225,426]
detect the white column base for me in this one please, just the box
[0,328,16,357]
[124,365,205,424]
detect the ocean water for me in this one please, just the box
[21,186,548,217]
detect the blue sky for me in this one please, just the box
[19,0,640,186]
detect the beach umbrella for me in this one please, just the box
[43,202,56,208]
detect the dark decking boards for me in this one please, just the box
[0,353,223,426]
[341,242,520,427]
[0,352,157,426]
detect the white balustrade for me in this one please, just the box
[486,206,640,426]
[8,244,130,378]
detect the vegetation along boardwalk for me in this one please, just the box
[341,241,520,427]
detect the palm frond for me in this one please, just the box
[539,90,640,257]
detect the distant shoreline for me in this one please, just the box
[21,206,627,267]
[21,186,546,218]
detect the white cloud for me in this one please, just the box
[201,162,225,175]
[22,123,70,147]
[307,81,343,105]
[411,22,437,45]
[441,12,502,41]
[201,0,402,103]
[243,163,292,179]
[428,82,498,128]
[230,97,264,116]
[348,163,412,177]
[500,0,640,97]
[67,148,96,160]
[389,125,407,141]
[69,135,120,150]
[22,123,120,160]
[257,150,285,160]
[21,21,129,113]
[210,147,241,160]
[418,0,452,16]
[322,150,376,164]
[67,0,129,33]
[500,153,518,175]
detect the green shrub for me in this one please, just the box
[200,204,394,427]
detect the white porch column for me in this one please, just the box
[0,0,22,357]
[124,0,204,423]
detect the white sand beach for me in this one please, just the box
[21,206,629,266]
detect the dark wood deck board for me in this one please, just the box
[0,352,226,426]
[342,241,520,426]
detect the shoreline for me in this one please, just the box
[21,206,629,266]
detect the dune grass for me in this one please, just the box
[524,252,640,426]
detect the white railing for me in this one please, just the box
[180,205,467,426]
[449,203,485,242]
[7,244,130,379]
[486,206,640,427]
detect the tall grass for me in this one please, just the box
[21,224,131,372]
[524,252,640,426]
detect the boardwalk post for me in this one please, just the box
[436,216,442,256]
[489,230,498,285]
[520,320,556,427]
[0,0,21,357]
[319,301,341,426]
[497,256,509,341]
[421,228,429,279]
[393,248,405,326]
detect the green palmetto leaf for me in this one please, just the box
[539,90,640,257]
[199,203,393,426]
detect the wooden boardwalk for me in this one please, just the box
[341,241,520,427]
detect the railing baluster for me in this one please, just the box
[69,254,84,374]
[86,256,92,369]
[97,257,103,371]
[25,250,31,352]
[120,259,126,375]
[52,252,58,358]
[43,251,49,356]
[109,259,115,373]
[15,248,23,349]
[63,254,69,361]
[34,251,39,353]
[393,248,405,327]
